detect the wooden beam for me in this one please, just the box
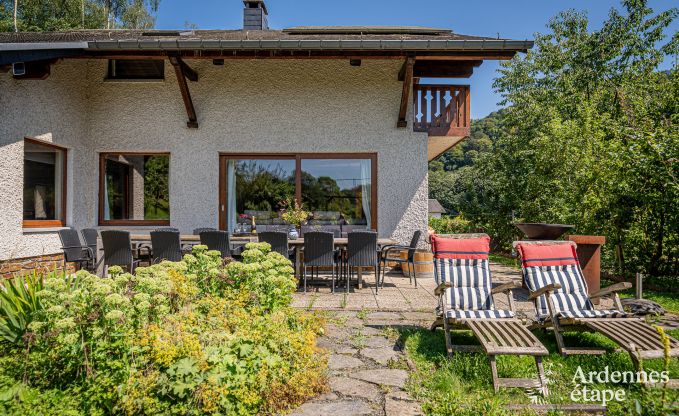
[397,56,415,128]
[169,55,198,128]
[415,53,516,60]
[180,59,198,82]
[413,60,482,78]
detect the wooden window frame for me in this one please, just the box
[22,137,68,228]
[218,153,378,231]
[98,152,171,226]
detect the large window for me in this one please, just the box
[23,138,67,228]
[99,153,170,225]
[220,154,376,232]
[107,59,164,80]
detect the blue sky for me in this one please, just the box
[155,0,678,119]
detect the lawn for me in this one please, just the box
[400,326,678,416]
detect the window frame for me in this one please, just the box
[22,137,68,229]
[98,152,171,226]
[218,153,378,231]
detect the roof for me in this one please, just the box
[0,28,532,52]
[428,199,446,214]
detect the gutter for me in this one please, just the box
[0,39,533,52]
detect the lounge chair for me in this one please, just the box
[515,240,679,368]
[431,234,549,393]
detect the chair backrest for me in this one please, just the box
[155,227,179,232]
[258,231,289,257]
[193,227,216,235]
[80,228,99,262]
[406,230,422,262]
[100,230,133,268]
[58,228,86,262]
[515,241,592,317]
[431,234,493,311]
[199,230,231,257]
[303,232,335,266]
[346,231,378,267]
[150,230,183,262]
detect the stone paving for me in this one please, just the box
[290,310,428,416]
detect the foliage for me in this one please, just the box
[0,273,43,346]
[400,325,679,416]
[428,215,476,235]
[281,198,311,227]
[0,0,160,31]
[0,244,326,415]
[143,155,170,220]
[429,0,678,277]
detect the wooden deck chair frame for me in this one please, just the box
[515,240,679,372]
[430,233,549,393]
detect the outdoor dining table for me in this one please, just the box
[129,234,398,290]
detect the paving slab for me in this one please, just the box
[361,347,400,365]
[385,390,423,416]
[329,376,382,403]
[290,399,375,416]
[328,354,366,371]
[350,369,409,388]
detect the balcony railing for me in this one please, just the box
[413,84,470,136]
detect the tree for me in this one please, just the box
[0,0,161,31]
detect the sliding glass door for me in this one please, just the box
[219,154,377,232]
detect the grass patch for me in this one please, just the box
[399,327,679,416]
[489,253,520,270]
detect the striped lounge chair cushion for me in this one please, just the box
[445,309,514,319]
[517,243,628,321]
[432,235,512,319]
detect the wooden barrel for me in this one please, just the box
[400,250,434,278]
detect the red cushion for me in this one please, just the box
[516,243,579,267]
[431,235,490,260]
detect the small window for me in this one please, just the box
[107,59,164,80]
[99,153,170,225]
[23,138,67,228]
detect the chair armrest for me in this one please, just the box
[381,246,409,259]
[491,281,522,295]
[590,282,632,299]
[528,283,562,300]
[434,282,451,296]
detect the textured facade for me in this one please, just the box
[0,58,429,262]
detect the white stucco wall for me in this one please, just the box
[0,58,428,261]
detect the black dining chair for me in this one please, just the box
[100,230,139,276]
[80,228,99,269]
[155,227,179,232]
[58,228,94,273]
[193,227,216,235]
[199,230,241,258]
[302,232,340,293]
[345,231,380,293]
[258,231,294,259]
[150,230,183,262]
[379,230,422,288]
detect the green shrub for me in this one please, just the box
[428,215,476,235]
[0,244,326,415]
[0,273,44,346]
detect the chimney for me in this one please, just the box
[243,1,268,30]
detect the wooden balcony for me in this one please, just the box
[413,84,471,160]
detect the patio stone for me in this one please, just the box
[361,347,400,365]
[325,324,353,340]
[290,399,374,416]
[385,390,423,416]
[350,369,409,388]
[362,336,394,349]
[366,311,402,321]
[356,326,383,337]
[329,376,382,402]
[328,354,366,370]
[401,311,434,321]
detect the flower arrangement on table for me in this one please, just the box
[280,198,310,227]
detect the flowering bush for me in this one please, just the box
[0,244,326,415]
[280,199,310,227]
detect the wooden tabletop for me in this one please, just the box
[130,234,397,246]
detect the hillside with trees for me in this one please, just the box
[429,0,678,279]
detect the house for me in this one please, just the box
[0,1,531,276]
[428,199,447,218]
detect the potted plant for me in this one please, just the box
[280,198,309,240]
